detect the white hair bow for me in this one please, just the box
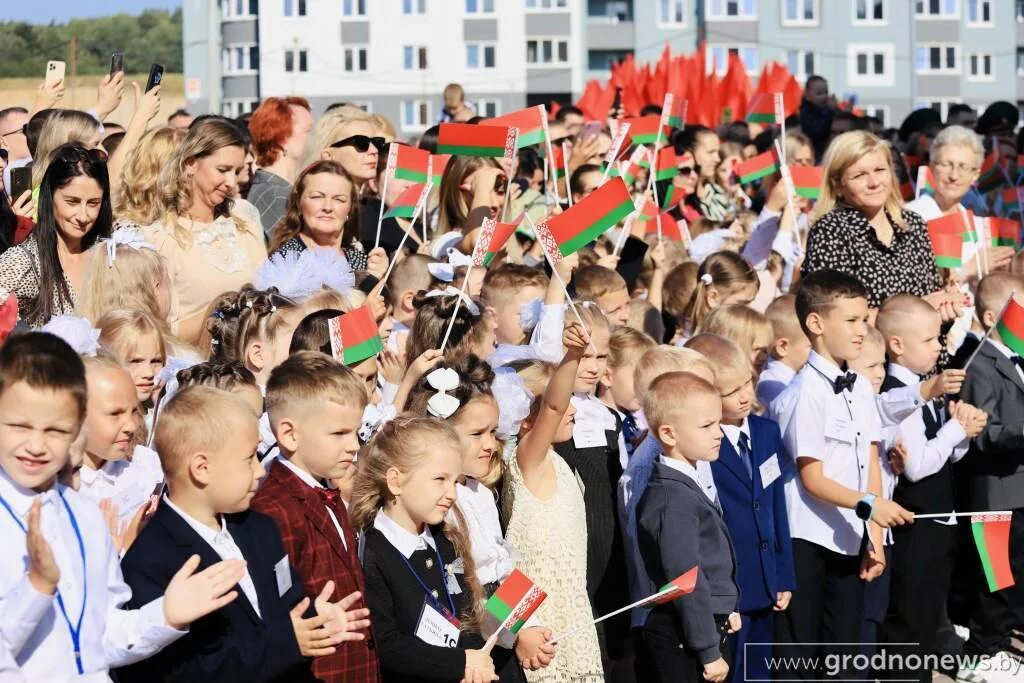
[427,248,475,283]
[105,227,155,267]
[359,402,397,443]
[425,367,461,418]
[253,247,355,300]
[492,367,533,440]
[41,315,101,356]
[519,297,544,331]
[424,286,480,316]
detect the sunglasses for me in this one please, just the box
[330,135,385,153]
[0,149,7,163]
[679,164,701,176]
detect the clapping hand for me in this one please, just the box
[162,554,246,629]
[26,498,60,595]
[312,581,371,643]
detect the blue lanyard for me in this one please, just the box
[0,490,87,675]
[397,542,457,620]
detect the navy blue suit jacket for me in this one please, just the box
[710,415,797,613]
[115,501,313,683]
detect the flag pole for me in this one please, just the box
[959,205,985,278]
[914,510,1012,520]
[547,584,680,646]
[562,141,573,207]
[375,143,400,250]
[439,270,472,353]
[540,105,559,206]
[962,289,1015,372]
[379,183,432,287]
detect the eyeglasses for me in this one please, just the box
[933,160,978,175]
[330,135,385,153]
[0,126,25,139]
[679,166,696,176]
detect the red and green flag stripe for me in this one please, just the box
[788,165,823,200]
[472,217,518,267]
[388,143,430,183]
[996,297,1024,358]
[745,93,777,124]
[384,182,426,219]
[484,570,546,634]
[929,231,963,268]
[928,211,977,246]
[977,149,1005,193]
[652,566,698,605]
[664,93,687,130]
[622,115,668,146]
[734,149,780,184]
[654,146,678,182]
[484,106,547,149]
[1002,187,1021,213]
[438,123,516,158]
[328,305,383,365]
[990,217,1020,248]
[540,177,633,258]
[972,514,1016,592]
[429,154,451,185]
[917,166,936,196]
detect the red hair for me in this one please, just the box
[248,96,311,167]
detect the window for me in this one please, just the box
[526,38,570,65]
[525,0,568,9]
[861,105,889,125]
[705,0,757,19]
[915,44,959,74]
[914,100,958,120]
[402,100,431,130]
[1018,0,1024,21]
[853,0,885,23]
[848,43,893,86]
[222,99,259,118]
[403,46,428,70]
[708,45,758,75]
[966,0,992,24]
[285,49,308,72]
[342,0,366,16]
[968,51,994,80]
[466,0,495,12]
[657,0,687,24]
[786,49,817,79]
[915,0,958,18]
[403,0,426,14]
[476,99,500,118]
[223,44,259,74]
[1019,47,1024,74]
[223,0,257,18]
[283,0,306,16]
[466,43,496,69]
[782,0,818,25]
[343,46,368,72]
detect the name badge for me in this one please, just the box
[274,555,292,597]
[759,454,782,488]
[573,424,607,450]
[415,600,460,648]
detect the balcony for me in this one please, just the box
[587,0,634,51]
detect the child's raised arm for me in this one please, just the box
[516,323,588,496]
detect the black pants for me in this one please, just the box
[641,611,731,683]
[966,508,1024,656]
[774,539,864,679]
[880,521,956,682]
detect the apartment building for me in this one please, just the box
[182,0,1021,137]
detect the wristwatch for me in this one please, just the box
[855,493,877,521]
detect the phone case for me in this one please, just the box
[45,61,65,87]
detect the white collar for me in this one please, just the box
[373,508,436,558]
[276,456,324,490]
[78,458,127,486]
[765,357,797,378]
[806,350,848,382]
[659,455,702,488]
[887,362,921,386]
[987,337,1017,360]
[0,466,61,517]
[720,418,751,450]
[162,494,229,546]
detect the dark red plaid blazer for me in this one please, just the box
[252,460,380,683]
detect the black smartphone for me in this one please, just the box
[110,52,124,76]
[9,166,31,201]
[145,63,164,92]
[611,87,622,112]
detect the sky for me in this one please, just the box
[2,0,181,23]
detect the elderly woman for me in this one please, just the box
[905,125,1014,278]
[802,131,959,319]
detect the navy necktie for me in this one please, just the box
[737,431,753,479]
[622,413,640,449]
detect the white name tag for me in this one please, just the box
[415,601,460,648]
[759,454,782,488]
[573,424,607,450]
[274,555,292,597]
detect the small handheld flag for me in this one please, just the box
[788,165,823,200]
[328,305,383,366]
[472,217,518,268]
[438,123,518,160]
[995,295,1024,358]
[653,567,699,604]
[663,93,687,130]
[977,149,1004,193]
[929,231,964,269]
[484,570,547,636]
[429,154,451,185]
[484,106,547,148]
[601,122,632,180]
[622,115,668,147]
[916,165,936,198]
[928,211,977,244]
[534,177,633,261]
[746,93,778,124]
[1002,187,1021,215]
[384,182,427,219]
[388,143,431,183]
[990,217,1020,248]
[734,149,780,184]
[972,513,1015,592]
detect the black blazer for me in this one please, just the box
[361,525,520,683]
[115,502,312,683]
[637,461,739,665]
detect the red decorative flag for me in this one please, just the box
[484,106,547,149]
[430,154,451,185]
[972,513,1015,592]
[384,182,427,219]
[618,145,648,186]
[387,143,431,183]
[644,210,683,241]
[654,146,678,182]
[734,149,780,184]
[484,569,546,634]
[928,211,977,243]
[438,123,517,159]
[745,93,777,124]
[996,296,1024,358]
[990,218,1020,248]
[622,115,668,146]
[917,165,936,196]
[328,305,383,365]
[550,143,568,180]
[535,177,633,260]
[977,149,1004,193]
[1002,187,1021,213]
[788,165,823,200]
[472,217,518,267]
[664,93,687,129]
[652,566,699,604]
[929,231,963,269]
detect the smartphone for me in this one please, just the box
[44,60,66,88]
[145,63,164,93]
[109,52,125,76]
[611,87,622,112]
[9,167,31,201]
[579,121,602,145]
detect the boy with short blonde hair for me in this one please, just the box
[574,265,630,327]
[386,254,438,354]
[598,327,656,457]
[757,294,811,407]
[480,263,549,346]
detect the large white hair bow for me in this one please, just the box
[156,356,200,404]
[424,286,480,316]
[41,315,101,356]
[253,247,355,300]
[425,367,461,418]
[105,227,155,267]
[427,248,474,283]
[492,367,533,440]
[359,402,397,443]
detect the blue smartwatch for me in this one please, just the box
[855,493,877,521]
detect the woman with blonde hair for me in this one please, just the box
[31,109,103,188]
[141,117,267,343]
[114,126,187,227]
[311,105,383,188]
[802,131,956,317]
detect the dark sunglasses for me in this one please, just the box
[0,149,7,162]
[679,164,702,176]
[330,135,385,153]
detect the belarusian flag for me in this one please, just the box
[535,177,633,260]
[996,297,1024,357]
[734,149,780,184]
[660,183,680,211]
[472,217,518,267]
[929,230,963,269]
[387,143,430,183]
[652,566,698,604]
[484,569,547,634]
[328,305,383,365]
[746,93,777,124]
[644,210,682,241]
[619,145,648,186]
[989,217,1020,248]
[623,116,668,146]
[900,180,915,202]
[429,154,451,185]
[1002,187,1021,213]
[927,211,977,244]
[438,123,517,158]
[977,149,1004,192]
[384,182,426,219]
[917,165,936,195]
[484,106,547,148]
[788,165,823,200]
[664,94,687,129]
[654,146,678,182]
[971,513,1015,592]
[550,144,567,180]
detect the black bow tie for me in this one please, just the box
[833,372,857,394]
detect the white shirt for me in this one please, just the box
[276,457,347,550]
[372,509,436,558]
[570,393,618,452]
[770,351,882,556]
[720,419,752,473]
[0,468,183,681]
[757,357,797,409]
[78,446,164,523]
[161,496,261,618]
[658,454,704,488]
[742,207,806,292]
[450,478,514,586]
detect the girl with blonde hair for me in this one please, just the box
[96,309,167,428]
[114,127,187,227]
[696,303,774,377]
